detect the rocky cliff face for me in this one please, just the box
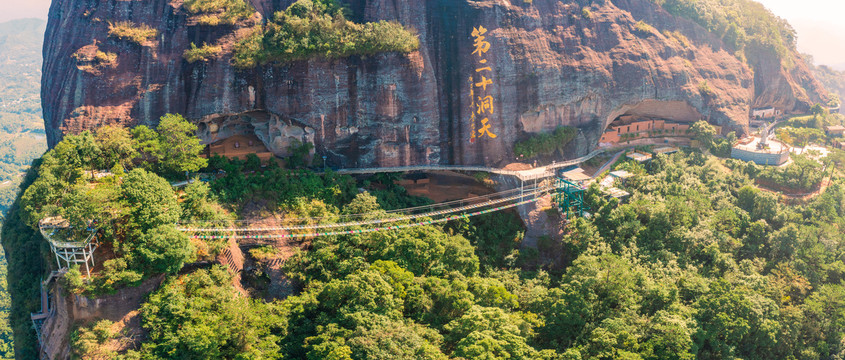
[42,0,829,167]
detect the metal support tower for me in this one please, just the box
[554,177,588,218]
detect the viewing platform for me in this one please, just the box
[39,217,99,277]
[731,136,790,166]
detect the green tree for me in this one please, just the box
[644,310,696,360]
[694,280,779,359]
[61,182,119,230]
[155,114,208,176]
[445,305,536,359]
[810,103,829,116]
[95,125,138,169]
[305,313,448,360]
[371,226,480,277]
[131,125,160,167]
[66,131,102,177]
[181,180,225,221]
[691,120,717,150]
[121,168,181,232]
[70,320,118,360]
[133,225,195,274]
[139,267,282,359]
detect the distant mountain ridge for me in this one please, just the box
[804,54,845,106]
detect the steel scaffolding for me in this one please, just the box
[39,217,99,277]
[554,177,588,218]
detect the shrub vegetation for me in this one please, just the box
[233,0,419,68]
[182,0,255,26]
[513,126,577,159]
[107,21,158,45]
[7,123,845,359]
[118,149,845,359]
[649,0,797,67]
[18,115,213,297]
[183,42,223,63]
[634,20,655,36]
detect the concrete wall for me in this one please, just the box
[731,147,789,165]
[600,120,692,144]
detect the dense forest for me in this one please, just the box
[0,18,48,360]
[3,105,844,358]
[3,0,845,358]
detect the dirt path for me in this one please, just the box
[590,150,625,177]
[756,172,834,202]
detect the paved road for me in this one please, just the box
[593,150,626,177]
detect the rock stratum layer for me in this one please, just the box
[42,0,829,167]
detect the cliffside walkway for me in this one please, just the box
[31,270,65,344]
[332,149,606,181]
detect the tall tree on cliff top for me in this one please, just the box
[155,114,207,176]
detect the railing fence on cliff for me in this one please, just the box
[331,148,607,181]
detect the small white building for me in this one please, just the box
[626,151,652,162]
[752,107,781,119]
[653,146,679,155]
[610,170,634,180]
[561,167,592,184]
[824,125,845,137]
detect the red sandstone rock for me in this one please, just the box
[42,0,829,167]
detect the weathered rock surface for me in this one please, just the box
[42,0,829,167]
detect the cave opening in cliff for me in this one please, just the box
[599,100,703,145]
[196,111,316,162]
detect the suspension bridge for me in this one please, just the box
[176,149,607,241]
[177,174,597,240]
[179,185,559,240]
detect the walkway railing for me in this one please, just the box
[332,149,607,181]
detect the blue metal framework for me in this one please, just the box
[554,177,588,218]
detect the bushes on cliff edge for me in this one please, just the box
[232,0,419,68]
[513,126,577,159]
[634,20,656,36]
[183,42,223,63]
[182,0,255,26]
[647,0,796,67]
[107,21,158,45]
[16,115,211,299]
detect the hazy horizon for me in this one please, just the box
[1,0,843,70]
[756,0,845,70]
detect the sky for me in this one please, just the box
[0,0,843,69]
[756,0,845,70]
[0,0,50,24]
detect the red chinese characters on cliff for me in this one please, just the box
[470,26,497,143]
